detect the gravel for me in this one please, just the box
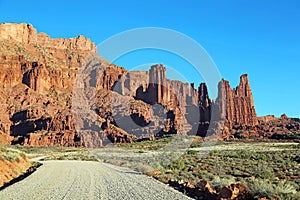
[0,160,192,200]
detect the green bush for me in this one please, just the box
[169,157,187,172]
[257,154,267,161]
[4,151,21,162]
[247,179,297,199]
[0,146,24,163]
[187,150,199,155]
[211,176,236,191]
[151,162,164,171]
[134,163,153,173]
[254,164,275,179]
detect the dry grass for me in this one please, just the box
[0,145,32,187]
[93,139,300,199]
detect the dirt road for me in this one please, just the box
[0,160,191,200]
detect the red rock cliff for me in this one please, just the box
[0,23,297,146]
[213,74,258,127]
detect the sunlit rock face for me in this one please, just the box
[1,23,297,146]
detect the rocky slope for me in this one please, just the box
[0,23,299,147]
[0,146,33,187]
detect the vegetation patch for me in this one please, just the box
[0,145,34,188]
[102,140,300,199]
[43,150,98,162]
[152,145,300,199]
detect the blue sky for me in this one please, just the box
[0,0,299,117]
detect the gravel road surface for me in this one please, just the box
[0,160,191,200]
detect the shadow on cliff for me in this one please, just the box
[10,110,51,137]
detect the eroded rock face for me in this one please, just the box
[166,179,249,200]
[125,71,149,96]
[148,64,168,104]
[0,23,95,51]
[0,23,298,146]
[0,56,28,88]
[0,23,105,146]
[132,64,204,135]
[0,23,37,44]
[213,74,258,127]
[218,184,248,200]
[24,131,82,147]
[199,83,211,122]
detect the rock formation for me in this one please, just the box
[0,23,132,147]
[0,23,37,44]
[199,83,211,122]
[0,23,299,146]
[0,23,95,51]
[165,179,250,200]
[213,74,258,127]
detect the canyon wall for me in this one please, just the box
[0,23,133,146]
[0,23,298,146]
[0,23,95,51]
[213,74,258,126]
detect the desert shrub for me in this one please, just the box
[3,151,21,162]
[151,162,164,171]
[281,192,300,200]
[209,150,219,157]
[276,181,297,195]
[134,163,153,173]
[211,176,236,191]
[247,179,297,199]
[232,169,243,177]
[169,157,187,172]
[44,151,98,162]
[190,142,201,148]
[187,150,198,155]
[247,179,276,198]
[0,146,24,162]
[253,163,275,179]
[257,154,267,161]
[240,150,254,160]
